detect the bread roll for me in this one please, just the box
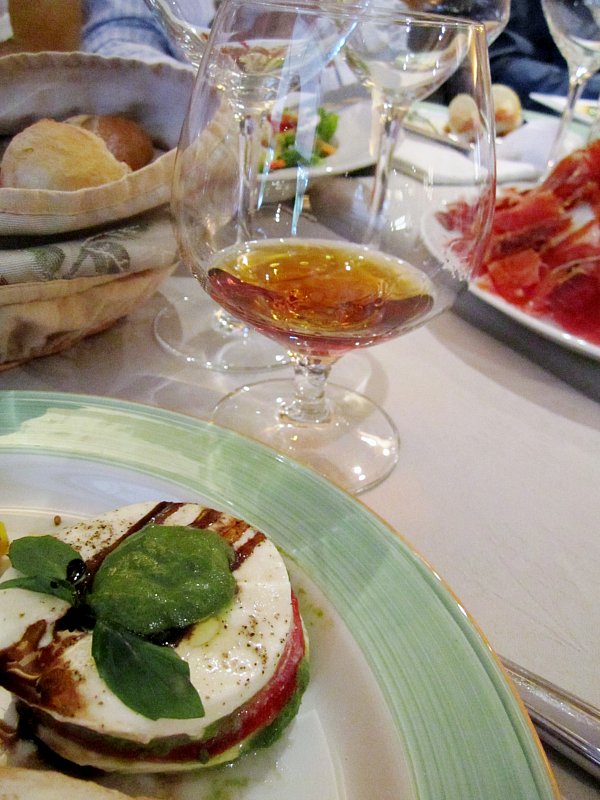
[0,119,131,191]
[492,83,523,135]
[447,93,480,137]
[67,114,155,171]
[447,84,523,139]
[0,767,153,799]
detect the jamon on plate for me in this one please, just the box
[437,139,600,345]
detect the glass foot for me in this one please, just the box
[153,295,290,372]
[212,378,399,494]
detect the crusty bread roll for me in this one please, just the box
[66,114,155,171]
[0,119,131,190]
[0,767,153,799]
[492,83,523,135]
[447,93,480,137]
[447,84,523,139]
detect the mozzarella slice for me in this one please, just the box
[0,502,293,746]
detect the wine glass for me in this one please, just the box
[173,0,496,493]
[143,0,211,67]
[345,10,482,246]
[541,0,600,170]
[145,0,292,371]
[342,1,507,242]
[376,0,510,43]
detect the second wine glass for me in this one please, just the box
[376,0,510,43]
[173,0,496,492]
[146,0,292,371]
[541,0,600,171]
[143,0,211,66]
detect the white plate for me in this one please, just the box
[267,100,542,190]
[422,196,600,362]
[469,281,600,361]
[529,92,598,125]
[265,100,374,186]
[0,392,559,800]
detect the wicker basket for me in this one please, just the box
[0,51,195,367]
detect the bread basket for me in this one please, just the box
[0,51,195,368]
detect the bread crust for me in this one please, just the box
[1,119,131,191]
[0,767,153,799]
[67,115,155,172]
[492,84,523,135]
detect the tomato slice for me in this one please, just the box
[198,591,306,759]
[278,112,297,132]
[31,591,308,766]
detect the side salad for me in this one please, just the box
[268,107,339,171]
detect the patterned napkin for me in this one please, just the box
[0,206,177,286]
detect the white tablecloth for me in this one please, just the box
[1,269,599,799]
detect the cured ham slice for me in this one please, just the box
[439,139,600,345]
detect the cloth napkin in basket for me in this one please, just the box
[0,207,176,286]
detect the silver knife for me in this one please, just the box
[501,656,600,780]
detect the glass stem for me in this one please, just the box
[366,92,409,247]
[587,87,600,143]
[545,72,586,174]
[214,111,264,334]
[237,112,263,240]
[212,307,249,337]
[281,356,334,425]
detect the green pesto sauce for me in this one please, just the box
[89,524,236,636]
[202,776,250,800]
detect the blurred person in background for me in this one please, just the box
[81,0,356,90]
[489,0,600,109]
[82,0,215,64]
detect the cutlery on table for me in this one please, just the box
[502,657,600,780]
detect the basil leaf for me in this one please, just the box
[2,536,80,603]
[0,575,74,603]
[89,524,235,636]
[9,535,80,581]
[92,620,205,720]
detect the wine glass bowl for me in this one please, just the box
[345,18,471,105]
[173,0,496,492]
[143,0,210,67]
[344,11,479,245]
[541,0,600,169]
[542,0,600,71]
[368,0,510,43]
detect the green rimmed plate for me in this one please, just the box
[0,390,559,800]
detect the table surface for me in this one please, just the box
[1,261,599,798]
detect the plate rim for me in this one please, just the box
[469,281,600,361]
[0,389,559,800]
[529,92,597,125]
